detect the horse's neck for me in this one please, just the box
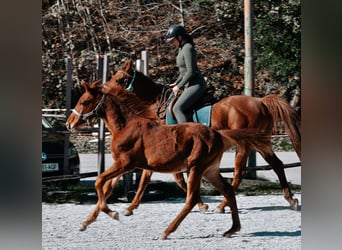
[100,101,127,136]
[101,95,153,134]
[135,74,162,103]
[103,107,157,139]
[101,114,120,137]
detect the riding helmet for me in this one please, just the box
[166,25,187,42]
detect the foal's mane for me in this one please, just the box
[102,84,158,121]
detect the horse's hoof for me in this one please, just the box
[160,232,168,240]
[79,224,87,232]
[124,209,133,216]
[110,211,119,220]
[290,198,299,211]
[199,204,209,213]
[214,207,225,214]
[223,226,241,238]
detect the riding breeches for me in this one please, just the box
[173,82,206,123]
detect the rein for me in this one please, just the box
[72,94,106,121]
[156,87,174,119]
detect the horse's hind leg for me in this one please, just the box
[214,150,249,213]
[161,169,202,239]
[124,169,153,216]
[125,171,208,216]
[231,150,250,189]
[204,166,241,237]
[174,173,209,213]
[262,151,299,210]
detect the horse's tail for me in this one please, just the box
[217,128,273,156]
[260,95,301,158]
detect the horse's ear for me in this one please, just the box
[82,82,90,92]
[89,80,101,89]
[122,60,134,72]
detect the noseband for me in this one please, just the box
[72,94,106,121]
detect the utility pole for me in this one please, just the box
[96,54,107,175]
[244,0,256,179]
[64,55,72,173]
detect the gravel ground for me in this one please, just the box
[42,193,301,250]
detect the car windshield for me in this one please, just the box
[42,117,53,129]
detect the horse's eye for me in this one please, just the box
[81,100,90,106]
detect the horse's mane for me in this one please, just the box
[104,84,158,121]
[132,71,164,103]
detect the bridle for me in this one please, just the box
[117,70,136,91]
[72,94,106,121]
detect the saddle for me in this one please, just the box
[194,85,217,108]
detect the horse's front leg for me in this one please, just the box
[80,176,122,231]
[124,169,153,216]
[214,150,249,213]
[79,201,101,231]
[80,164,130,231]
[173,173,208,213]
[101,174,123,200]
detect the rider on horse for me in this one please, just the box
[166,25,207,123]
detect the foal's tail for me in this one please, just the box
[260,95,301,158]
[217,128,273,156]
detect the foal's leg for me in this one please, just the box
[80,176,122,231]
[124,169,153,216]
[101,175,123,209]
[102,174,123,200]
[161,169,202,240]
[262,151,299,210]
[204,166,241,237]
[125,171,208,216]
[80,164,130,231]
[80,178,120,231]
[214,149,249,213]
[173,173,209,213]
[231,149,250,189]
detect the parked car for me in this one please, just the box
[42,117,80,180]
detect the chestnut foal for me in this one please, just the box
[66,82,271,239]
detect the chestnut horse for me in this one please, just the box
[105,60,301,213]
[66,82,271,239]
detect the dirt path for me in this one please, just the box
[42,194,301,249]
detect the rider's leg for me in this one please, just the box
[173,83,206,123]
